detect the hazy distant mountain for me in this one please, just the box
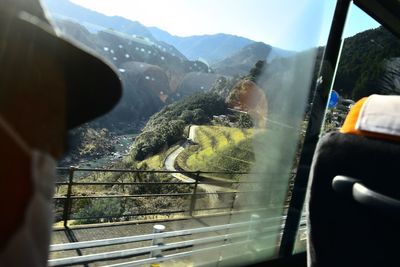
[44,0,288,67]
[53,18,218,131]
[267,47,295,62]
[172,72,221,99]
[212,42,272,76]
[43,0,154,39]
[149,27,254,63]
[54,19,97,48]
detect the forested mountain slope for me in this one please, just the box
[334,26,400,99]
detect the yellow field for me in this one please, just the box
[183,126,253,172]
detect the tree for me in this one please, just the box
[131,92,228,160]
[192,108,208,124]
[76,198,124,224]
[237,113,254,128]
[249,60,266,82]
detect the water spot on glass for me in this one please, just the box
[125,54,130,58]
[194,63,197,66]
[103,47,109,52]
[145,76,150,80]
[151,77,155,81]
[160,91,164,95]
[118,44,123,48]
[118,68,126,73]
[110,49,115,54]
[201,86,204,90]
[162,48,166,52]
[135,47,139,50]
[160,56,165,60]
[140,48,145,52]
[113,57,117,61]
[148,50,152,54]
[140,64,144,68]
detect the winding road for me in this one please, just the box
[164,125,225,207]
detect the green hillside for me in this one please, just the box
[334,26,400,99]
[131,92,228,160]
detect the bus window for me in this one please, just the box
[322,3,400,134]
[41,0,334,266]
[293,2,400,254]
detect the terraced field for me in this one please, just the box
[177,126,255,180]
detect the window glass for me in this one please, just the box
[294,3,400,254]
[322,4,400,134]
[42,0,334,265]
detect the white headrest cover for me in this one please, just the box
[356,94,400,137]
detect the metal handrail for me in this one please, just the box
[54,190,265,200]
[49,231,253,266]
[53,167,295,227]
[104,239,278,267]
[49,217,307,266]
[69,210,189,221]
[50,216,284,252]
[48,231,250,266]
[49,215,285,267]
[53,167,297,227]
[55,181,196,185]
[104,241,253,267]
[49,208,306,267]
[56,167,253,175]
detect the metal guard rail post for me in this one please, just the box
[62,166,75,227]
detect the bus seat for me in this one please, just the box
[307,94,400,267]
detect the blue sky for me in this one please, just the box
[344,4,380,38]
[71,0,380,51]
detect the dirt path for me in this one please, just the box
[188,125,198,141]
[164,125,225,208]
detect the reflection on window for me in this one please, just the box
[43,0,333,265]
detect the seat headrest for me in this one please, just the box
[340,95,400,142]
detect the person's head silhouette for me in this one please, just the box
[0,0,121,265]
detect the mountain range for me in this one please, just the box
[42,0,287,131]
[43,0,154,39]
[43,0,286,64]
[43,0,400,133]
[148,27,255,63]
